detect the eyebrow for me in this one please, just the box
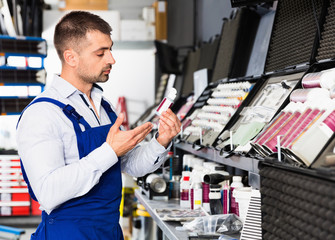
[94,42,114,52]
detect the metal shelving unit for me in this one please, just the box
[0,36,46,218]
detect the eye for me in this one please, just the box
[97,53,104,57]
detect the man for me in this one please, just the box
[16,11,181,240]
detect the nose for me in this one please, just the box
[106,50,116,65]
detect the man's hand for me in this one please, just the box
[106,113,153,156]
[157,109,181,148]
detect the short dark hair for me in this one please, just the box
[54,11,112,62]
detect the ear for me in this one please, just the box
[63,49,78,67]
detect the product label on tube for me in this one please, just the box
[156,98,173,115]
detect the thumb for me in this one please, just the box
[113,113,124,129]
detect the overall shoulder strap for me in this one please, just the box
[17,97,91,131]
[101,98,118,124]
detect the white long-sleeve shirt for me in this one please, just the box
[16,75,169,214]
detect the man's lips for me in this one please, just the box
[103,69,111,74]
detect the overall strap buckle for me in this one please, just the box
[63,104,91,130]
[63,104,82,122]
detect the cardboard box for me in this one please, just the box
[60,0,108,10]
[153,1,167,40]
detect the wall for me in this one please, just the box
[167,0,195,47]
[195,0,233,43]
[108,0,155,19]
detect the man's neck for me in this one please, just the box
[60,71,100,118]
[60,72,93,99]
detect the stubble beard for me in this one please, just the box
[78,66,111,84]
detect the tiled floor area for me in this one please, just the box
[20,228,35,240]
[0,216,40,240]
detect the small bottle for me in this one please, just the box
[168,151,174,180]
[209,184,223,215]
[156,88,177,116]
[221,181,230,214]
[180,171,191,208]
[190,173,203,210]
[230,176,243,215]
[169,175,181,200]
[201,168,211,213]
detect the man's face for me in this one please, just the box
[76,30,115,84]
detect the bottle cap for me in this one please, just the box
[167,88,177,100]
[233,176,242,182]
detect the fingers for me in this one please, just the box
[107,121,153,156]
[165,109,181,128]
[133,124,153,144]
[159,118,179,136]
[132,122,153,136]
[114,113,124,129]
[107,113,123,142]
[131,122,153,144]
[160,109,181,133]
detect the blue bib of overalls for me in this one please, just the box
[18,97,124,240]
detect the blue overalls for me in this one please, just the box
[18,97,124,240]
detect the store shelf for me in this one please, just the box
[174,141,216,161]
[135,189,239,240]
[0,83,44,86]
[215,153,261,174]
[0,66,45,71]
[135,189,189,240]
[0,52,46,58]
[174,142,262,173]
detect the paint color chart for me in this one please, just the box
[215,72,301,152]
[182,81,253,146]
[251,68,335,166]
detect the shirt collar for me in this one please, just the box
[51,75,104,99]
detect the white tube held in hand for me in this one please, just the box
[156,88,177,116]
